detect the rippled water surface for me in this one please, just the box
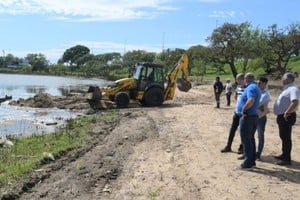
[0,74,111,137]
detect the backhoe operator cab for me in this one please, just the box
[87,53,192,108]
[133,62,165,104]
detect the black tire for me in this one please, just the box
[144,87,164,106]
[115,92,130,108]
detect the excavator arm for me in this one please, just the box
[164,53,192,101]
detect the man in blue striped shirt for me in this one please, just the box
[221,73,245,154]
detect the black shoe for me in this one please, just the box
[237,155,245,160]
[256,153,261,161]
[276,160,291,166]
[274,155,284,160]
[221,147,232,153]
[237,145,243,154]
[235,165,253,171]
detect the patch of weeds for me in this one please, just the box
[148,189,160,200]
[0,110,120,188]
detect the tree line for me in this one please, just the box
[1,21,299,80]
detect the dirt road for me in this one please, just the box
[2,84,300,200]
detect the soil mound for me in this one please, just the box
[9,93,90,110]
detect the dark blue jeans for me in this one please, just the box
[240,115,258,168]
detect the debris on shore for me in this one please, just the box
[9,93,113,110]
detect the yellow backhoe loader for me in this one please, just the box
[87,53,192,109]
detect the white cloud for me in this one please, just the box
[0,0,176,21]
[71,40,163,55]
[208,10,236,18]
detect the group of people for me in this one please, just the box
[214,72,299,170]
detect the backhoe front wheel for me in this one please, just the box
[144,87,164,107]
[115,92,130,108]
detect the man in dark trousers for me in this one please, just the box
[273,72,300,165]
[213,76,223,108]
[221,73,245,154]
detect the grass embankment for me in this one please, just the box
[0,110,119,187]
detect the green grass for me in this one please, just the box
[194,56,300,84]
[0,111,119,187]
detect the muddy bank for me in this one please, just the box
[9,93,91,110]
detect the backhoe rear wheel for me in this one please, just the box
[115,92,130,108]
[144,87,164,107]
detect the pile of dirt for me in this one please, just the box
[9,93,115,111]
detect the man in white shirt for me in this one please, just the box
[273,72,300,165]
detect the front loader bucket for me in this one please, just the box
[87,86,103,109]
[87,86,102,100]
[177,78,192,92]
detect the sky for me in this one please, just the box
[0,0,299,63]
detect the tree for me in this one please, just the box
[80,60,107,77]
[207,22,257,79]
[0,57,5,67]
[62,45,90,69]
[187,45,212,77]
[160,48,186,72]
[94,52,122,64]
[261,23,300,77]
[26,53,49,71]
[123,50,156,68]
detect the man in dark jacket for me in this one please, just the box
[213,76,223,108]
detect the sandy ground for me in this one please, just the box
[1,83,300,200]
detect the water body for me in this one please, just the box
[0,74,112,137]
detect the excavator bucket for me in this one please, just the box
[87,86,103,109]
[177,78,192,92]
[87,86,102,100]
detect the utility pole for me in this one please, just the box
[162,32,165,53]
[123,40,127,55]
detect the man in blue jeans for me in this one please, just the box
[236,73,261,170]
[256,77,271,160]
